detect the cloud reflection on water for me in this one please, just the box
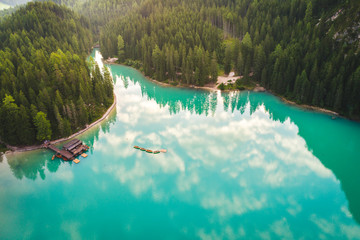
[2,50,359,239]
[84,70,360,238]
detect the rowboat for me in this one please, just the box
[146,149,153,153]
[134,145,140,149]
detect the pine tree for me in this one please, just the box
[0,95,20,145]
[53,104,64,137]
[224,44,232,75]
[17,105,33,144]
[77,97,88,127]
[210,51,218,83]
[33,111,52,142]
[235,50,244,76]
[304,1,313,24]
[254,45,266,81]
[117,35,125,62]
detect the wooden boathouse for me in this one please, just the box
[45,139,89,161]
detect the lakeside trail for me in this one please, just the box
[4,94,117,154]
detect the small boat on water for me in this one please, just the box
[134,146,165,154]
[51,155,55,160]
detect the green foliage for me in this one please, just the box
[304,1,313,23]
[100,1,223,85]
[210,51,218,83]
[224,44,232,75]
[1,0,360,148]
[0,143,7,153]
[33,111,52,142]
[218,83,225,90]
[0,2,114,145]
[95,0,359,117]
[71,0,142,39]
[0,95,21,145]
[117,34,125,61]
[236,78,257,90]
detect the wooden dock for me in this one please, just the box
[45,139,89,161]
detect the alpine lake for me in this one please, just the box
[1,49,360,239]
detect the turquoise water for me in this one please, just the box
[1,49,360,239]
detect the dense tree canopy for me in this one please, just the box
[98,0,360,118]
[33,111,52,141]
[46,0,143,40]
[0,2,113,145]
[100,0,224,86]
[1,0,360,147]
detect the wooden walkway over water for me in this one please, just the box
[47,145,74,160]
[45,139,89,161]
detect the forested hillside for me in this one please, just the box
[45,0,143,40]
[0,2,113,145]
[78,0,142,38]
[99,0,360,118]
[0,0,359,146]
[101,2,223,85]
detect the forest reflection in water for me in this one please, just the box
[117,69,360,225]
[4,108,117,181]
[2,61,360,239]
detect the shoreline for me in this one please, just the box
[105,62,218,92]
[109,61,342,118]
[2,59,353,155]
[151,77,339,116]
[4,93,117,154]
[144,74,340,116]
[276,94,339,116]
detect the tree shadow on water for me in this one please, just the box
[7,151,47,181]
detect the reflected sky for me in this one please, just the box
[1,50,360,239]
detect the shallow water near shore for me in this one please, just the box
[1,49,360,239]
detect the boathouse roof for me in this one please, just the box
[63,139,82,152]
